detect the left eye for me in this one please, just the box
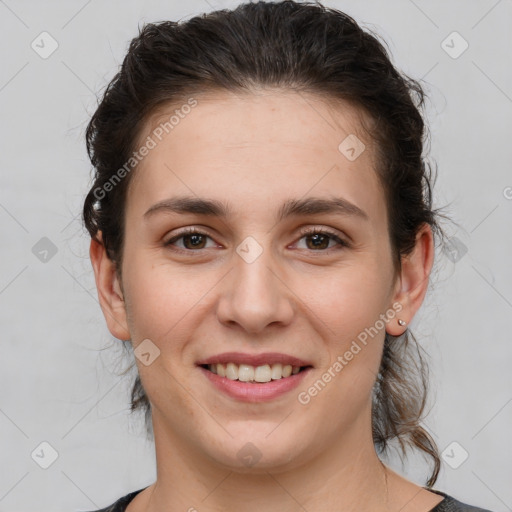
[295,229,348,251]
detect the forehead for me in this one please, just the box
[127,89,385,222]
[138,88,374,158]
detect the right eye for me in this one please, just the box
[164,228,219,251]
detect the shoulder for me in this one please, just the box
[81,488,147,512]
[430,490,495,512]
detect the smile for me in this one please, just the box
[202,362,307,383]
[196,352,313,402]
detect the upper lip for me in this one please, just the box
[196,352,313,367]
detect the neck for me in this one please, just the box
[142,409,393,512]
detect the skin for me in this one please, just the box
[90,89,443,512]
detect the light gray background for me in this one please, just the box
[0,1,511,511]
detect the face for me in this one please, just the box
[95,89,426,473]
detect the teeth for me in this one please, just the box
[282,364,292,378]
[254,364,272,383]
[238,364,254,382]
[207,363,302,382]
[271,363,283,380]
[226,362,238,380]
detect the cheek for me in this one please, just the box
[292,265,390,393]
[122,256,216,343]
[295,277,387,425]
[295,261,392,338]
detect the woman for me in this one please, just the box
[82,1,493,511]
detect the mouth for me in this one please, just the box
[199,362,312,383]
[196,352,313,402]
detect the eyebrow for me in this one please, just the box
[143,196,369,222]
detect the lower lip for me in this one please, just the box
[199,366,311,402]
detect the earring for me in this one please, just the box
[397,319,407,327]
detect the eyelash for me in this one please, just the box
[164,226,350,253]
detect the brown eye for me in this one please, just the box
[182,233,207,249]
[296,228,349,251]
[305,232,331,250]
[165,229,215,251]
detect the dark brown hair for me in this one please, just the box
[83,0,448,486]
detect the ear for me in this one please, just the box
[386,223,435,336]
[89,233,131,341]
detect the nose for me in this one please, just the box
[216,243,294,334]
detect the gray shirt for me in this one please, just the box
[86,487,494,512]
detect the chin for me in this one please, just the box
[201,429,310,474]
